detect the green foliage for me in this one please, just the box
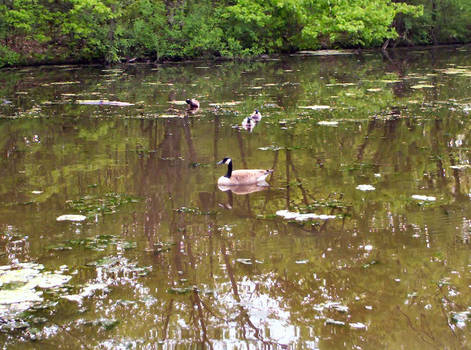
[0,0,469,65]
[0,45,21,67]
[395,0,471,45]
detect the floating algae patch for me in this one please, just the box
[66,193,140,218]
[62,257,151,304]
[84,318,119,331]
[153,241,175,254]
[300,196,351,210]
[62,282,109,303]
[175,206,218,215]
[49,235,136,252]
[86,255,151,277]
[167,287,195,295]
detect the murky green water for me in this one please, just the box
[2,47,471,349]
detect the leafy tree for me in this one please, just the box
[394,0,471,45]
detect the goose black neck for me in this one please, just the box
[224,160,233,178]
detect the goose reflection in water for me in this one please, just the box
[217,183,269,210]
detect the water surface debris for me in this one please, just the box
[450,165,471,169]
[208,101,241,107]
[356,184,376,191]
[318,121,339,126]
[56,214,87,222]
[276,210,336,221]
[299,105,330,110]
[349,322,367,329]
[76,100,134,106]
[411,195,436,201]
[411,84,435,89]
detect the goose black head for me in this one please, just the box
[217,157,232,165]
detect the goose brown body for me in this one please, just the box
[217,158,273,186]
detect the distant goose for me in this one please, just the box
[250,109,262,122]
[186,99,200,109]
[241,116,254,131]
[217,157,273,186]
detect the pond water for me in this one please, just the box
[1,46,471,349]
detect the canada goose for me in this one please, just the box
[250,109,262,122]
[217,157,273,186]
[186,99,200,109]
[241,116,255,131]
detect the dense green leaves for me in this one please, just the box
[0,0,469,66]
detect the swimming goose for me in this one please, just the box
[241,116,255,131]
[217,157,273,186]
[250,109,262,122]
[186,99,200,109]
